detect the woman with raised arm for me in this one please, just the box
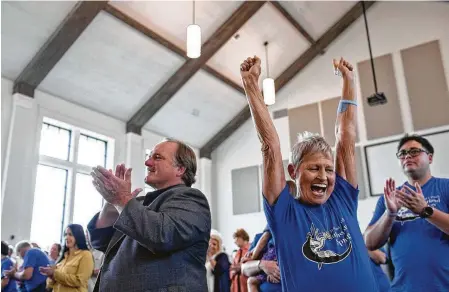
[240,56,379,291]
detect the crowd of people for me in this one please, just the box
[2,56,448,292]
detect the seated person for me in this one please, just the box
[368,248,391,292]
[242,228,281,292]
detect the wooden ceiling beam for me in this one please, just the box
[126,1,265,134]
[13,1,108,97]
[104,4,245,95]
[199,1,376,158]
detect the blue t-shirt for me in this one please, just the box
[369,248,391,292]
[1,257,18,292]
[264,175,379,292]
[22,248,49,291]
[368,177,449,292]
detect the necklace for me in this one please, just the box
[305,204,330,232]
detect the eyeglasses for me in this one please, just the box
[396,148,428,159]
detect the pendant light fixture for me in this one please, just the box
[187,0,201,58]
[362,1,387,106]
[263,41,275,105]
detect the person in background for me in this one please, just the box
[48,243,62,265]
[85,230,103,292]
[39,224,94,292]
[4,241,49,292]
[242,228,281,292]
[230,229,250,292]
[2,241,18,292]
[205,231,230,292]
[364,134,449,292]
[368,248,391,292]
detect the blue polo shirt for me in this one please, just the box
[369,177,449,292]
[264,175,379,291]
[21,248,49,291]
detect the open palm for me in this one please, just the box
[384,178,401,213]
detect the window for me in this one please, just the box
[39,123,71,160]
[72,173,104,229]
[30,118,114,250]
[30,165,68,249]
[77,134,107,168]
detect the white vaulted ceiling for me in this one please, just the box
[1,0,368,151]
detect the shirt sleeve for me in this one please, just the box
[213,253,230,276]
[87,213,116,253]
[22,250,36,268]
[1,259,13,273]
[332,174,359,216]
[263,183,294,230]
[368,196,386,226]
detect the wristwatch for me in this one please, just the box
[419,206,434,218]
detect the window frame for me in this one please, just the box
[32,117,113,246]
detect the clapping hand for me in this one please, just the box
[396,183,428,214]
[91,164,142,211]
[383,178,403,215]
[39,265,55,277]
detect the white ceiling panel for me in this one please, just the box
[145,70,247,148]
[206,2,310,85]
[39,11,185,121]
[109,1,243,51]
[279,1,355,39]
[1,1,78,79]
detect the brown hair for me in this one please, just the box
[233,228,250,242]
[164,138,197,187]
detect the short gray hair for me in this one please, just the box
[290,132,332,168]
[15,240,31,252]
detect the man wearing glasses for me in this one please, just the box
[364,134,449,292]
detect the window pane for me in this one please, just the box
[77,134,107,167]
[39,123,71,160]
[72,173,104,230]
[30,165,67,249]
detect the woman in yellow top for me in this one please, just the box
[39,224,94,292]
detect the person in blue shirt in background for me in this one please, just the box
[3,241,49,292]
[367,248,391,292]
[2,241,18,292]
[365,134,449,292]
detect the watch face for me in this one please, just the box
[421,207,433,218]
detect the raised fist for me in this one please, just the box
[240,56,261,81]
[333,57,354,81]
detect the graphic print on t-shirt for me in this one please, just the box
[395,194,442,225]
[302,218,352,270]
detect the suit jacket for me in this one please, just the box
[88,184,211,292]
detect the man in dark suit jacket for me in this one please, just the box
[88,138,211,292]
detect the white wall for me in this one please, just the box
[1,77,202,244]
[1,79,14,175]
[212,1,449,250]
